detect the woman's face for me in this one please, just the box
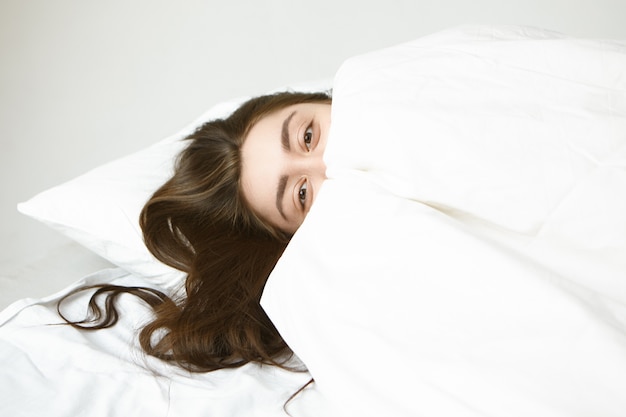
[240,102,331,234]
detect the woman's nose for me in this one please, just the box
[290,153,327,177]
[311,154,327,177]
[308,154,327,177]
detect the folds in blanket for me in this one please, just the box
[325,25,626,241]
[262,177,626,417]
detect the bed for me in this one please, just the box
[2,25,625,416]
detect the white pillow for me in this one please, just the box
[18,80,332,281]
[17,106,217,280]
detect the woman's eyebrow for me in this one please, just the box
[276,175,288,220]
[281,111,296,151]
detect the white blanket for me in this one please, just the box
[262,26,626,416]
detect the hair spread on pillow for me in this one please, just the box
[58,90,331,407]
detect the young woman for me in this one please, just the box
[56,28,626,416]
[59,91,332,373]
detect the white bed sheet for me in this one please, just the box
[0,267,315,417]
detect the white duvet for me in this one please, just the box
[262,26,626,416]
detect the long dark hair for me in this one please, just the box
[58,91,332,373]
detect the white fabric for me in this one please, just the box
[0,268,315,417]
[17,109,210,281]
[262,26,626,416]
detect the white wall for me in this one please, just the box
[1,0,625,304]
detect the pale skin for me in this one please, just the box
[240,103,331,234]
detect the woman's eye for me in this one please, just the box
[298,182,308,207]
[303,126,313,151]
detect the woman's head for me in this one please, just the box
[134,91,331,371]
[141,91,332,272]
